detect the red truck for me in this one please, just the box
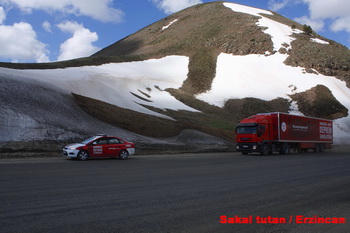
[235,112,333,155]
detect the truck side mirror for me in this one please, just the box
[257,126,265,137]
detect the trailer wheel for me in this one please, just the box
[314,144,324,153]
[279,143,290,155]
[268,146,273,155]
[319,144,324,152]
[260,144,269,155]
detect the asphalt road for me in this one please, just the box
[1,149,350,233]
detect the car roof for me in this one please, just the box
[95,135,122,139]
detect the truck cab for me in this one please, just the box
[236,114,272,155]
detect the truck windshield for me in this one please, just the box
[236,126,257,134]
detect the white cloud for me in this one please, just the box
[151,0,203,14]
[331,16,350,33]
[0,6,5,24]
[42,21,52,32]
[302,0,350,20]
[301,0,350,32]
[57,21,100,61]
[268,0,290,12]
[293,16,324,32]
[0,22,49,62]
[0,0,124,23]
[57,20,83,33]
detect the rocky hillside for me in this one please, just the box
[1,1,350,152]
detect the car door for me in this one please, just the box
[106,137,122,157]
[89,137,109,157]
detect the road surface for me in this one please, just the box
[1,149,349,232]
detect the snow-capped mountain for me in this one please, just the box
[1,1,349,151]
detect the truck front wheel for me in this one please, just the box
[260,144,269,155]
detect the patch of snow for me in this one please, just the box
[289,101,303,115]
[0,56,199,120]
[258,17,300,51]
[223,2,302,52]
[0,108,39,142]
[223,2,272,17]
[196,52,350,144]
[310,38,329,45]
[162,19,178,30]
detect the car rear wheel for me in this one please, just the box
[119,150,129,160]
[77,150,89,161]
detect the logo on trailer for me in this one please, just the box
[281,122,287,132]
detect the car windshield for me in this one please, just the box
[81,136,100,144]
[236,126,257,134]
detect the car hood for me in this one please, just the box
[65,143,85,149]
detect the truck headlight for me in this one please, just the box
[252,145,257,150]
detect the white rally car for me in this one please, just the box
[63,135,135,160]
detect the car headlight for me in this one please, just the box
[68,146,83,150]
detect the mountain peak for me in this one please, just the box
[93,1,349,94]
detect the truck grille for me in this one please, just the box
[240,138,252,141]
[239,143,253,149]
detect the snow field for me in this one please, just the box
[1,56,198,120]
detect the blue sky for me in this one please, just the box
[0,0,349,63]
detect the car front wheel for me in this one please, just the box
[119,150,129,160]
[77,150,89,161]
